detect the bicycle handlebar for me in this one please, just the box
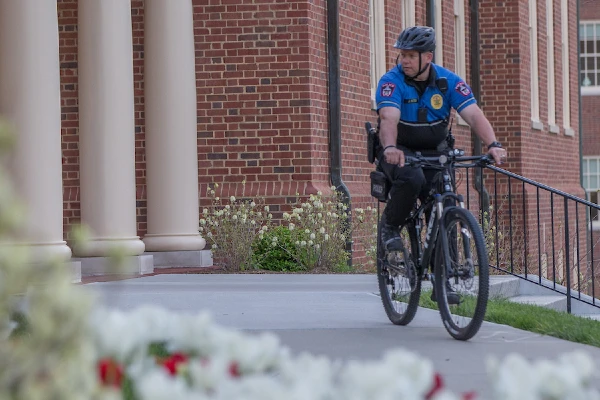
[404,150,493,168]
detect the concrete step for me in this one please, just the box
[488,275,520,299]
[508,294,567,312]
[577,314,600,321]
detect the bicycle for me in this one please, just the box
[366,122,492,341]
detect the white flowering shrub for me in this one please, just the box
[0,120,100,399]
[200,182,272,271]
[262,189,349,272]
[487,351,600,400]
[90,306,457,400]
[86,306,599,400]
[270,189,379,272]
[201,183,378,272]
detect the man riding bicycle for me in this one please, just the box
[375,26,507,301]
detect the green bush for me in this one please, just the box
[280,189,351,272]
[251,225,306,272]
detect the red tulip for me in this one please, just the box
[161,353,189,376]
[425,373,444,400]
[98,358,124,387]
[229,361,241,378]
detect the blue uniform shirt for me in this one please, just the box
[375,63,477,150]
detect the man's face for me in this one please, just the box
[399,50,433,76]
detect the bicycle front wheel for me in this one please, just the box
[377,218,421,325]
[434,206,489,340]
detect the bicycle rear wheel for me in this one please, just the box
[377,218,421,325]
[434,206,489,340]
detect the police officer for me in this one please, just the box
[375,26,506,299]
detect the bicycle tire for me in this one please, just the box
[434,206,489,340]
[377,218,422,325]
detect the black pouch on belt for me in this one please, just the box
[370,170,390,202]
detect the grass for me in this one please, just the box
[418,289,600,348]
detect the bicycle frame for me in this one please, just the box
[404,153,482,276]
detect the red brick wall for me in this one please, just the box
[581,0,600,19]
[57,0,79,239]
[132,2,147,235]
[582,96,600,156]
[193,0,323,221]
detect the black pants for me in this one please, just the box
[378,147,445,227]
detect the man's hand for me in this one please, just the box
[383,147,405,167]
[488,146,507,165]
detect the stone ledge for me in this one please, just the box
[145,250,213,268]
[73,254,154,278]
[71,261,82,284]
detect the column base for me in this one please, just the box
[71,237,145,257]
[142,233,206,251]
[0,241,72,263]
[74,254,154,277]
[145,250,213,267]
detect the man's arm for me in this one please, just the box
[378,107,405,166]
[458,104,506,164]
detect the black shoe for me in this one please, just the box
[380,215,403,252]
[431,280,460,305]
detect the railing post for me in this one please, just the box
[564,197,572,314]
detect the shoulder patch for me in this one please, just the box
[380,82,396,97]
[455,81,471,96]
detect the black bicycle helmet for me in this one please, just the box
[394,26,436,52]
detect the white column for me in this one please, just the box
[76,0,144,257]
[0,0,71,261]
[142,0,205,251]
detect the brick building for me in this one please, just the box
[0,0,582,272]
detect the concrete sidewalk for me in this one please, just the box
[84,273,600,399]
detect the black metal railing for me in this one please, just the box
[459,164,600,313]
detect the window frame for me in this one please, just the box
[402,0,416,29]
[546,0,557,130]
[580,20,600,96]
[583,156,600,229]
[369,0,387,110]
[529,0,542,128]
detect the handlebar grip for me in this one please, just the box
[477,154,494,166]
[404,156,418,165]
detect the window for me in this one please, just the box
[369,0,386,109]
[580,21,600,95]
[529,0,541,127]
[583,157,600,228]
[402,0,415,29]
